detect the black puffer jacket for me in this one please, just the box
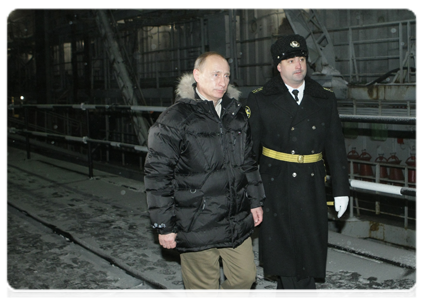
[144,74,265,252]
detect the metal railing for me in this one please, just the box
[326,174,415,229]
[8,103,416,228]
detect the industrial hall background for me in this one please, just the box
[7,8,416,293]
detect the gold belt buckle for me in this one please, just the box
[297,155,304,163]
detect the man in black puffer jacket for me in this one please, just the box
[144,52,265,289]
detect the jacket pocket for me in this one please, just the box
[187,198,207,232]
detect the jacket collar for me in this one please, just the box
[262,75,329,99]
[264,76,326,125]
[175,73,241,101]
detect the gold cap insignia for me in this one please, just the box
[245,106,251,118]
[290,41,300,48]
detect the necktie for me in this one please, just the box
[292,89,300,103]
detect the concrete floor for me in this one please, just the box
[6,146,417,297]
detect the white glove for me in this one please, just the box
[334,196,349,218]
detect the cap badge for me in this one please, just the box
[290,41,300,48]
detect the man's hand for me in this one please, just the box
[158,233,177,249]
[334,196,349,218]
[251,207,263,226]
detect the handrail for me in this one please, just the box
[340,114,415,125]
[8,104,417,124]
[324,175,415,199]
[8,101,416,232]
[8,103,167,112]
[9,126,416,199]
[326,175,415,229]
[8,128,148,154]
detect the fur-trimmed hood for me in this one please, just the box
[175,73,241,101]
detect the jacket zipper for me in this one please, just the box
[219,113,237,245]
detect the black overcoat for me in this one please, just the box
[245,75,350,279]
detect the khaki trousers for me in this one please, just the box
[180,237,256,289]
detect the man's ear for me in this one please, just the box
[276,63,282,73]
[193,68,200,82]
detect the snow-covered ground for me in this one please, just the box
[6,146,416,297]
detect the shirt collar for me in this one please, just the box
[285,81,305,104]
[285,81,305,94]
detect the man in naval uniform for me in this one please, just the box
[245,34,350,289]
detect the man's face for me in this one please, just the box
[193,55,230,101]
[277,56,307,88]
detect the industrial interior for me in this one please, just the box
[7,9,416,289]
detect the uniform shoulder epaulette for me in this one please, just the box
[323,87,334,93]
[252,87,263,94]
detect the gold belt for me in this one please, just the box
[262,146,322,163]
